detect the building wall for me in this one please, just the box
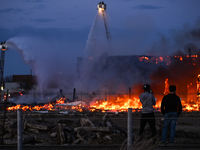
[12,75,37,90]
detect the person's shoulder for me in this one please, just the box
[162,95,167,101]
[174,94,180,98]
[163,94,169,98]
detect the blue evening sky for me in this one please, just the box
[0,0,200,77]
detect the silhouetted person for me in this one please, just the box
[161,85,182,144]
[139,84,156,137]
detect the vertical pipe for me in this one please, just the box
[17,109,23,150]
[81,92,82,110]
[127,108,133,150]
[73,88,76,101]
[105,92,107,101]
[129,87,131,99]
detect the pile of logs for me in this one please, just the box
[0,112,126,145]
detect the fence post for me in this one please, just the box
[17,109,23,150]
[127,108,133,150]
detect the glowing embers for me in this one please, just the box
[137,56,171,65]
[197,74,200,100]
[138,56,149,62]
[174,55,199,65]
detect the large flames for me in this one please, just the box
[5,93,199,112]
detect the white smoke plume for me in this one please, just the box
[6,36,74,94]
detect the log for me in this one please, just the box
[112,124,127,136]
[50,132,57,138]
[23,135,35,144]
[34,134,54,143]
[101,113,108,126]
[3,138,17,145]
[3,133,12,139]
[72,138,82,145]
[3,135,34,145]
[26,122,54,130]
[80,118,95,127]
[74,126,110,132]
[106,121,112,128]
[27,128,40,134]
[57,123,66,144]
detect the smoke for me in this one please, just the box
[147,17,200,56]
[6,36,74,93]
[74,11,159,93]
[149,18,200,93]
[3,14,200,102]
[75,16,200,94]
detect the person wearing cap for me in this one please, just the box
[139,84,156,137]
[160,85,182,145]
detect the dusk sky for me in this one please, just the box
[0,0,200,78]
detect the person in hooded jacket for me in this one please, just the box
[139,84,156,137]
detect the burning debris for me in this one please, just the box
[2,90,200,113]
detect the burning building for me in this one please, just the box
[74,52,200,112]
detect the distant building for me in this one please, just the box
[1,75,38,102]
[4,75,37,92]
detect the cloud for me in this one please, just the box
[0,8,24,14]
[31,18,55,23]
[132,5,162,9]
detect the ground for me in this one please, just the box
[0,110,200,149]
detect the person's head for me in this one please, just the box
[143,84,150,92]
[169,85,176,93]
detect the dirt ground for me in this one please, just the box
[110,111,200,144]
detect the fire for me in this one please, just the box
[5,94,200,112]
[182,101,199,111]
[164,78,169,95]
[138,56,149,62]
[90,96,142,112]
[7,105,21,111]
[7,98,65,111]
[5,75,200,113]
[159,57,163,62]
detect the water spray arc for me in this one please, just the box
[74,1,113,92]
[97,1,111,42]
